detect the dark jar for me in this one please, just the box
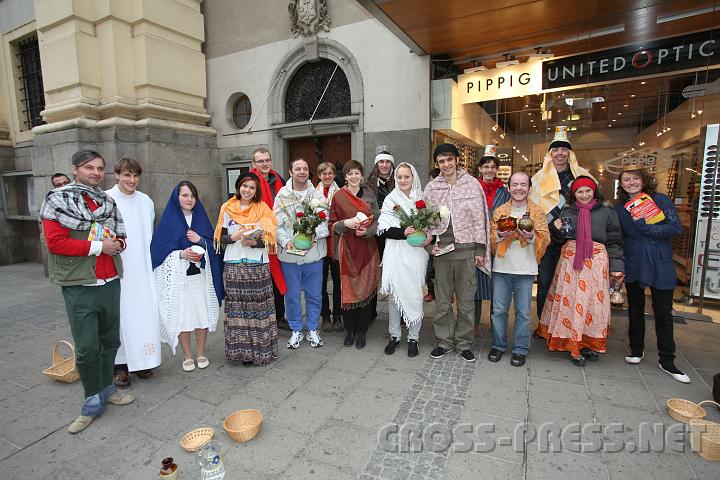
[160,457,178,479]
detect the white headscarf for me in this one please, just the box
[378,162,428,325]
[378,162,423,234]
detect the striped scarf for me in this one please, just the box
[40,182,126,237]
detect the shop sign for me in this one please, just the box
[543,29,719,90]
[458,60,543,103]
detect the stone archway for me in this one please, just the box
[267,38,364,172]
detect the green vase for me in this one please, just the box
[406,231,427,247]
[293,233,313,250]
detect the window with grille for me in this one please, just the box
[15,35,45,130]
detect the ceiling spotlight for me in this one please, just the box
[640,81,647,85]
[524,104,529,108]
[624,104,629,107]
[697,109,703,115]
[639,141,645,146]
[630,94,636,98]
[492,124,499,131]
[608,124,613,127]
[691,112,697,118]
[499,133,506,139]
[617,112,622,116]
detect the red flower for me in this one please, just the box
[415,200,427,209]
[296,212,304,218]
[317,211,327,220]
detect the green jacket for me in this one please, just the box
[48,229,123,286]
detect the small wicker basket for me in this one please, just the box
[223,409,263,442]
[667,399,720,423]
[42,341,80,383]
[690,419,720,461]
[179,427,214,452]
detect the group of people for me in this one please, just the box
[42,130,689,433]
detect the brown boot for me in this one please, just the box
[321,315,333,332]
[332,315,344,332]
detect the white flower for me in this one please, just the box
[439,206,450,218]
[310,198,321,208]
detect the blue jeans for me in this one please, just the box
[491,272,534,355]
[281,260,324,331]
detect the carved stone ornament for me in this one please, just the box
[289,0,331,37]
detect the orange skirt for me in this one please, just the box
[536,241,611,358]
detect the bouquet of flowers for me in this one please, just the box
[393,200,450,246]
[278,197,329,250]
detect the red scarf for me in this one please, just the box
[249,168,286,294]
[574,199,597,271]
[329,188,380,308]
[479,177,505,209]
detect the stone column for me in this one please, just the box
[31,0,221,220]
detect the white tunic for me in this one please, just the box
[106,185,162,371]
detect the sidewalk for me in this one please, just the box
[0,262,719,479]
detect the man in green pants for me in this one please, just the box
[40,149,135,433]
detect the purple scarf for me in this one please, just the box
[573,199,597,271]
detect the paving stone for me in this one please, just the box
[222,419,308,476]
[525,448,609,480]
[303,419,377,475]
[445,451,524,480]
[585,375,653,410]
[529,377,593,416]
[529,353,586,385]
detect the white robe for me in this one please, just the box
[106,185,162,371]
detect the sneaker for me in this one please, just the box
[659,363,691,384]
[107,391,135,406]
[277,317,291,331]
[430,346,448,359]
[510,353,526,367]
[487,348,503,362]
[625,353,644,364]
[460,350,476,362]
[343,331,355,346]
[68,415,94,434]
[408,340,419,357]
[287,330,303,349]
[307,329,324,348]
[384,337,401,355]
[355,333,366,349]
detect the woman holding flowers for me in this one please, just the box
[214,172,278,365]
[273,158,330,349]
[378,162,433,357]
[329,160,380,349]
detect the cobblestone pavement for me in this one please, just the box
[1,262,720,479]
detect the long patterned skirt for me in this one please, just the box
[223,263,278,365]
[536,241,611,358]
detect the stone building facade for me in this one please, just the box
[0,0,430,265]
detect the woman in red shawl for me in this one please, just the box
[329,160,381,349]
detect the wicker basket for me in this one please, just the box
[179,427,214,452]
[667,399,720,423]
[690,419,720,461]
[42,341,80,383]
[223,409,263,442]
